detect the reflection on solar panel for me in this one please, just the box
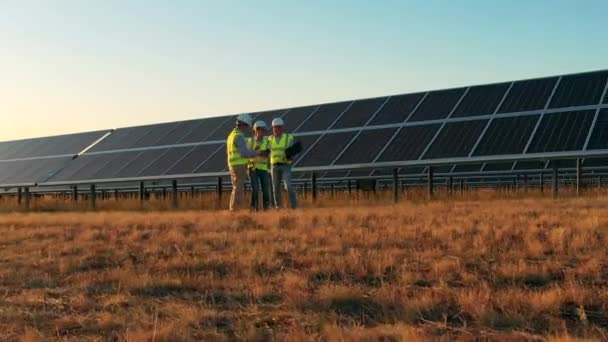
[166,144,223,175]
[296,102,352,132]
[139,146,194,177]
[497,77,558,113]
[194,146,227,173]
[548,71,608,108]
[473,115,540,156]
[408,88,465,122]
[330,97,386,129]
[281,106,318,131]
[423,120,488,159]
[0,157,70,185]
[587,109,608,150]
[334,128,398,165]
[377,125,441,162]
[296,132,357,167]
[177,116,230,144]
[526,110,595,153]
[452,83,510,117]
[0,131,107,159]
[1,69,607,188]
[368,93,425,126]
[204,116,237,141]
[153,120,201,146]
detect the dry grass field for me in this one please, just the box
[1,191,608,341]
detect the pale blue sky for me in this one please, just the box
[1,0,606,141]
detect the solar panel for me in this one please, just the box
[376,124,441,162]
[367,93,425,126]
[334,128,398,165]
[407,88,465,122]
[526,110,595,153]
[204,116,238,142]
[296,101,352,132]
[291,134,322,164]
[194,145,227,173]
[177,116,231,144]
[497,77,558,113]
[131,122,180,148]
[423,120,488,159]
[472,115,540,156]
[281,106,318,131]
[89,125,156,152]
[0,131,107,160]
[0,157,70,185]
[114,150,168,179]
[330,97,386,129]
[43,155,90,182]
[586,109,608,150]
[152,120,202,146]
[2,69,606,189]
[451,83,510,117]
[90,151,142,180]
[138,146,195,177]
[548,71,608,108]
[165,144,223,175]
[296,132,357,167]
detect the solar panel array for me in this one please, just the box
[1,69,607,188]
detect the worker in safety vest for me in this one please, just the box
[247,121,271,210]
[226,114,263,211]
[268,118,298,209]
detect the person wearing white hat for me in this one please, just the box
[246,120,271,210]
[268,117,298,209]
[226,114,264,211]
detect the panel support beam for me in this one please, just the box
[312,172,318,203]
[552,163,559,198]
[428,166,434,199]
[24,187,30,211]
[576,158,583,196]
[90,184,96,210]
[172,180,179,209]
[392,168,399,203]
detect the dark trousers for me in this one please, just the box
[249,168,271,210]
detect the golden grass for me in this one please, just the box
[0,192,607,340]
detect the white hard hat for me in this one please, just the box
[271,118,285,127]
[253,120,267,130]
[236,114,253,126]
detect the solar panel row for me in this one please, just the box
[1,70,607,187]
[0,131,107,161]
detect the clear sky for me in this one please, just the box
[1,0,606,142]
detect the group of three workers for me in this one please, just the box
[226,114,298,211]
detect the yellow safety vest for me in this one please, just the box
[247,137,270,171]
[268,134,294,165]
[226,128,248,168]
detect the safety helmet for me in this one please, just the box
[253,121,267,130]
[271,118,285,127]
[236,114,253,127]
